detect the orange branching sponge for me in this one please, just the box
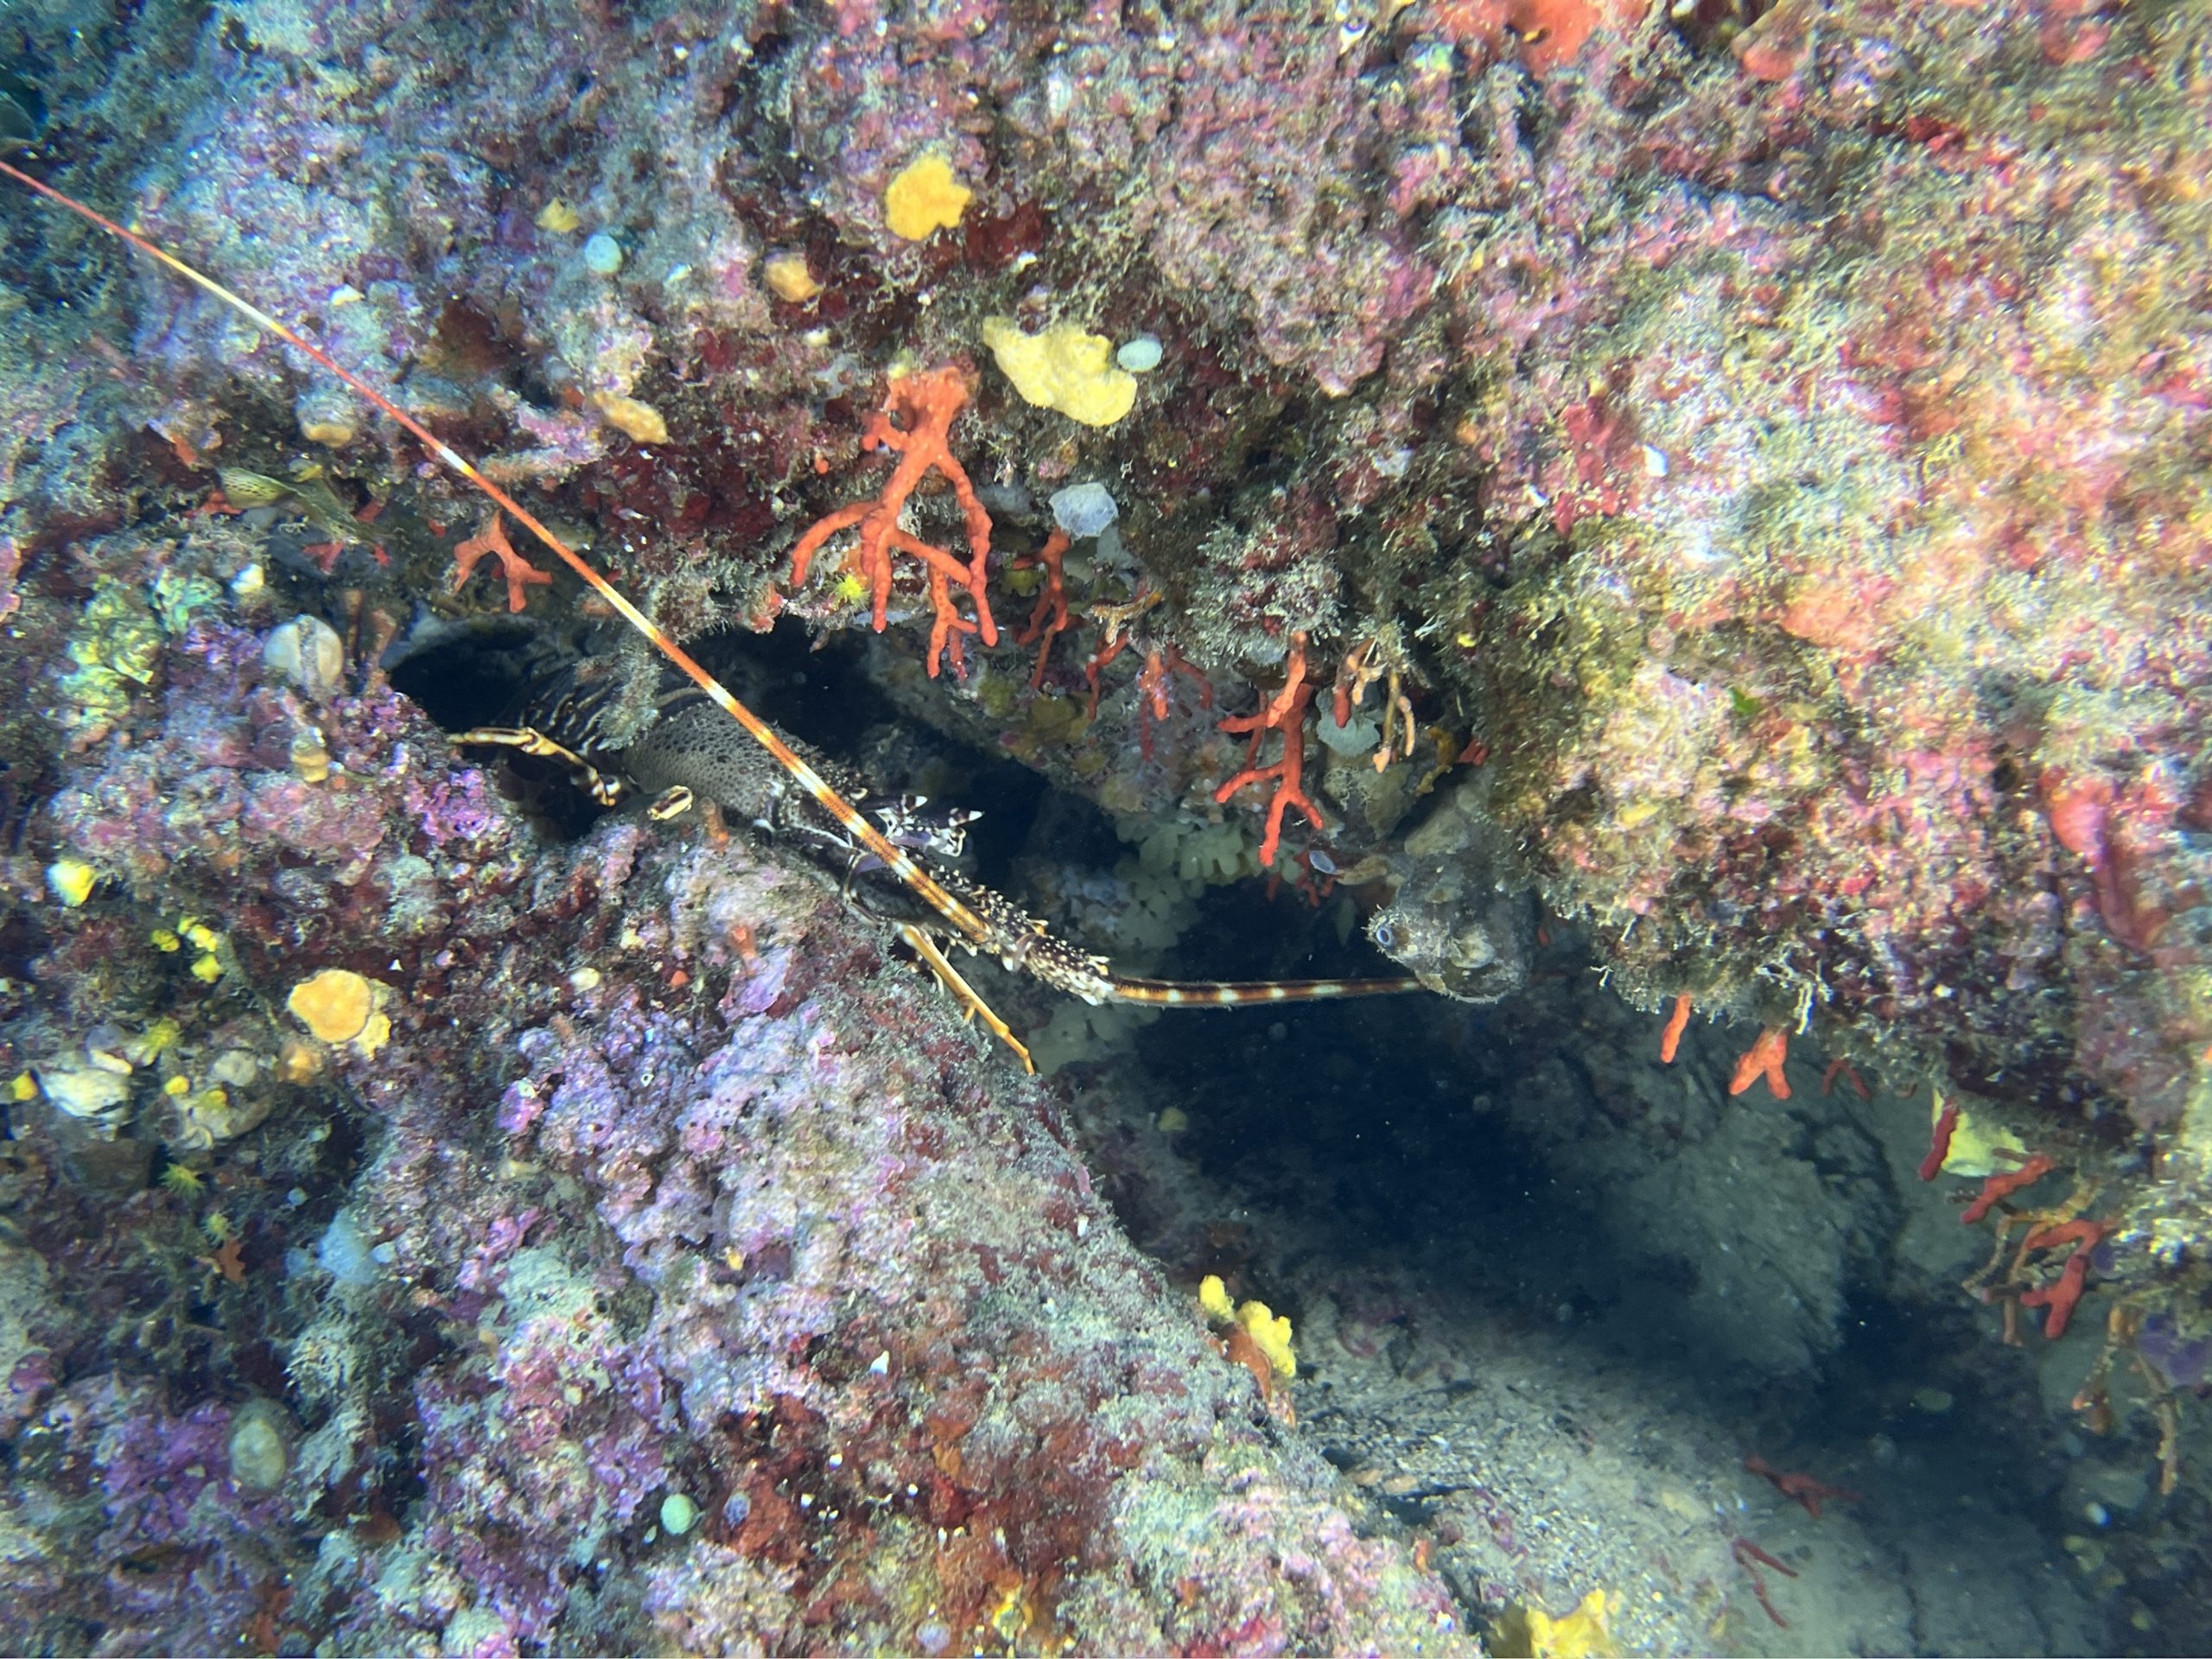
[1081,613,1210,759]
[1743,1453,1860,1521]
[1223,1324,1279,1402]
[2021,1252,2094,1338]
[1659,993,1691,1063]
[1728,1026,1790,1099]
[1732,1536,1797,1630]
[1960,1153,2057,1224]
[1214,631,1325,869]
[1918,1097,1961,1182]
[1136,643,1208,724]
[788,365,999,678]
[1820,1057,1870,1097]
[451,512,552,612]
[2018,1216,2107,1338]
[1013,528,1072,689]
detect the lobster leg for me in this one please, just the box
[452,726,627,806]
[897,924,1034,1074]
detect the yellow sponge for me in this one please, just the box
[1198,1274,1236,1324]
[1934,1087,2025,1178]
[1198,1275,1296,1378]
[1497,1589,1619,1659]
[982,317,1137,428]
[45,858,97,907]
[884,153,970,241]
[287,969,392,1057]
[1236,1300,1297,1379]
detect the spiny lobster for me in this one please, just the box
[0,158,1421,1071]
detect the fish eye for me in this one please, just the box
[1372,920,1396,950]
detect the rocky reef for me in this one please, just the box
[1,0,2209,1649]
[0,534,1461,1652]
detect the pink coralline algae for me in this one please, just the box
[46,606,512,900]
[404,770,507,851]
[311,839,1464,1653]
[402,1260,677,1646]
[1117,32,1440,397]
[1419,3,2212,1147]
[2,1381,294,1655]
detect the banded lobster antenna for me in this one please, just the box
[1105,975,1419,1005]
[0,156,996,950]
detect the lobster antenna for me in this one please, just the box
[1105,975,1419,1004]
[0,156,995,948]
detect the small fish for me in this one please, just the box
[218,466,366,544]
[216,467,294,509]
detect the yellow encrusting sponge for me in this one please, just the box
[982,317,1138,428]
[1198,1274,1297,1378]
[884,153,970,241]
